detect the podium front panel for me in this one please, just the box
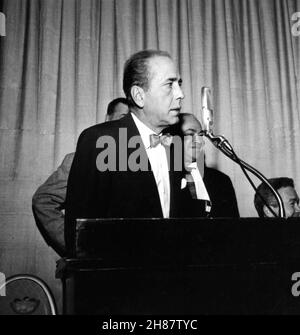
[57,218,300,314]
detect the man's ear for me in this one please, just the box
[130,85,145,108]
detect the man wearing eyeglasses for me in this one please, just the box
[175,113,240,218]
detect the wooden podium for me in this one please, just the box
[56,218,300,314]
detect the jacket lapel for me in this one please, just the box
[119,113,163,217]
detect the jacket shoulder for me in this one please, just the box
[79,117,129,139]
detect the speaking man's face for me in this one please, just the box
[142,56,184,132]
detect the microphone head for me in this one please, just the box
[201,87,213,133]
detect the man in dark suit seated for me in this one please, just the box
[175,113,240,218]
[32,98,129,256]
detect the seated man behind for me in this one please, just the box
[175,113,240,218]
[32,98,129,256]
[254,177,300,218]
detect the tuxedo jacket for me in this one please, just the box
[203,167,239,217]
[179,166,240,218]
[65,113,183,253]
[33,114,239,256]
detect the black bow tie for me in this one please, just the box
[149,133,173,148]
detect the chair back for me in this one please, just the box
[0,274,57,315]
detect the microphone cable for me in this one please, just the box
[202,131,284,218]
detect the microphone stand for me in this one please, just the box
[201,131,285,218]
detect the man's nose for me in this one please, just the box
[292,202,300,217]
[174,83,184,100]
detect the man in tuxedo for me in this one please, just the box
[176,113,240,218]
[65,50,185,254]
[254,177,300,218]
[32,98,129,256]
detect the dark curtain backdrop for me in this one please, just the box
[0,0,299,312]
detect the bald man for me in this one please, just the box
[175,113,240,218]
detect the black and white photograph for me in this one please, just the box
[0,0,300,319]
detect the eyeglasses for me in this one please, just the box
[184,132,204,143]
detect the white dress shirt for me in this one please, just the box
[131,113,170,218]
[184,162,210,202]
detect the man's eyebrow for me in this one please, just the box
[166,77,182,83]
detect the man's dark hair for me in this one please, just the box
[123,49,172,107]
[254,177,295,217]
[106,97,128,116]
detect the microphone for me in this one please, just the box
[201,87,213,134]
[200,86,231,150]
[199,86,285,218]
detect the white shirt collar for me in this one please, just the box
[187,162,198,170]
[184,164,210,202]
[131,112,157,149]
